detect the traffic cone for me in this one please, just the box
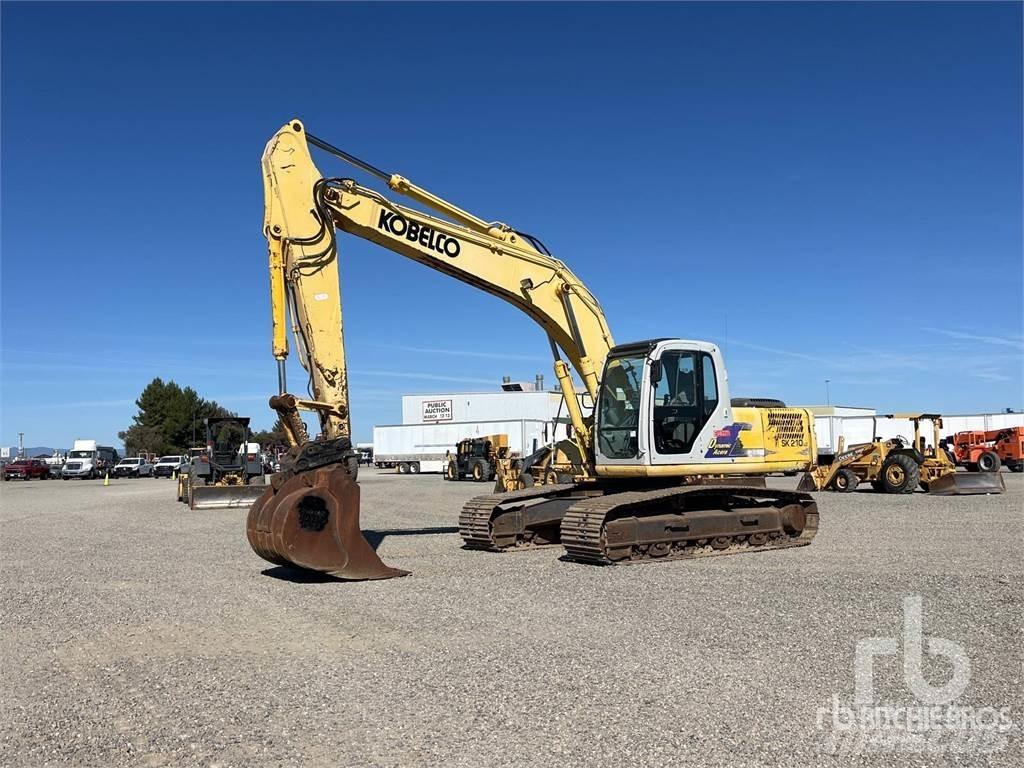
[103,472,110,487]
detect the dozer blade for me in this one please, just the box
[926,471,1006,496]
[189,484,268,510]
[246,464,409,580]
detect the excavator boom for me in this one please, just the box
[249,119,616,578]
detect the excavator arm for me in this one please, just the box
[249,119,616,579]
[262,119,613,456]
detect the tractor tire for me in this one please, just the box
[408,462,420,474]
[471,461,490,482]
[977,451,1001,473]
[870,479,884,492]
[832,468,859,493]
[445,461,458,481]
[544,468,559,486]
[398,462,409,474]
[1008,462,1023,473]
[966,463,979,473]
[880,454,920,494]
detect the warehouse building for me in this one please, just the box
[373,376,583,473]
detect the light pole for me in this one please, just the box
[825,380,831,406]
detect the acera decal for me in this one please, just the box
[705,423,754,458]
[377,210,461,258]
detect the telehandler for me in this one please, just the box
[246,119,820,579]
[444,435,511,483]
[952,427,1023,473]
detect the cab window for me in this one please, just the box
[597,353,644,459]
[652,351,720,455]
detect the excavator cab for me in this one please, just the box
[594,340,814,477]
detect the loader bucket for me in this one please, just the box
[926,471,1006,496]
[246,464,409,580]
[190,483,268,510]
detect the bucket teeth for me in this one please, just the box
[246,464,409,580]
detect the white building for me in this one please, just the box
[373,379,583,473]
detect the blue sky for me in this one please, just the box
[2,1,1021,448]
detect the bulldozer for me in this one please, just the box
[246,119,821,580]
[799,413,1005,495]
[186,417,267,510]
[444,434,511,483]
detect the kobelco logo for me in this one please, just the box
[377,210,461,258]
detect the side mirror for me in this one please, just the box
[650,359,662,385]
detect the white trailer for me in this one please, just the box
[372,419,557,474]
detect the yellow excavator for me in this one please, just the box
[246,119,820,579]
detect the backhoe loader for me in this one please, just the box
[798,414,1005,495]
[246,119,820,579]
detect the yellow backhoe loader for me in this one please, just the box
[246,119,820,579]
[799,414,1005,495]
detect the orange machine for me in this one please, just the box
[951,427,1023,473]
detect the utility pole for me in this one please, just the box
[825,380,831,406]
[17,432,24,459]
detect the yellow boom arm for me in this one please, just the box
[262,119,614,453]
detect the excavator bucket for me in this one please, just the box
[926,471,1006,496]
[246,464,409,580]
[190,483,267,510]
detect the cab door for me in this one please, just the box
[647,343,733,467]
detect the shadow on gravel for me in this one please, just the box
[363,526,459,550]
[261,566,349,583]
[259,526,461,582]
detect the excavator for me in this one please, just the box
[246,119,820,579]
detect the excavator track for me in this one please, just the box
[459,483,587,551]
[560,485,818,566]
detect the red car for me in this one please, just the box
[2,459,51,481]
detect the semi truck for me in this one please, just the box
[62,439,119,480]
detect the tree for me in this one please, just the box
[252,418,290,450]
[118,424,165,457]
[121,378,234,454]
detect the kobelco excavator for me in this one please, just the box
[246,119,820,579]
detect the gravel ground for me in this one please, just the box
[1,471,1021,767]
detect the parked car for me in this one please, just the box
[113,457,153,478]
[152,455,185,478]
[2,459,51,481]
